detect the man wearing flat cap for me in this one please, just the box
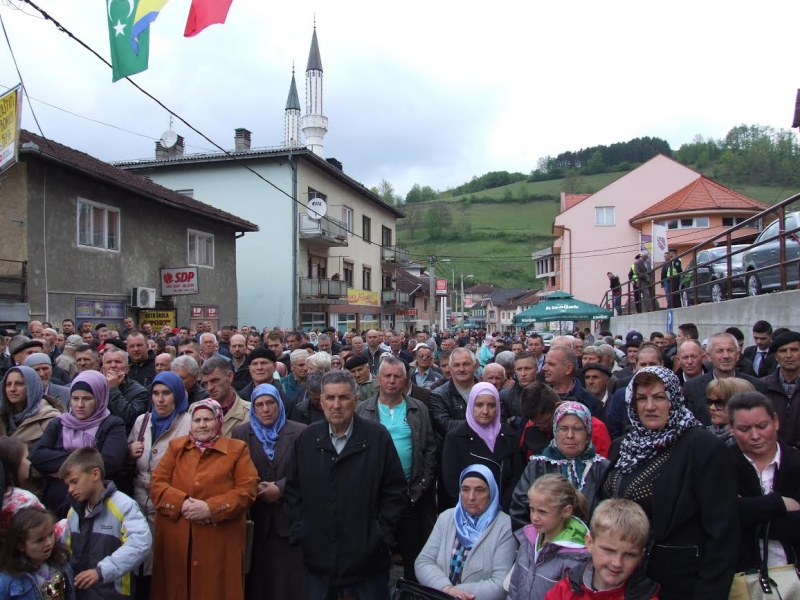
[582,362,613,408]
[23,352,71,404]
[762,331,800,449]
[9,337,45,366]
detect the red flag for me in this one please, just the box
[184,0,234,37]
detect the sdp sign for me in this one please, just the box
[160,267,199,296]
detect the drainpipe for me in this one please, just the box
[562,226,573,293]
[290,154,299,327]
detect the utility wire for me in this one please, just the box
[0,10,46,141]
[20,0,399,254]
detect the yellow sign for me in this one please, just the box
[138,310,176,330]
[347,288,379,307]
[0,86,21,172]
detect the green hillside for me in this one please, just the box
[397,172,796,290]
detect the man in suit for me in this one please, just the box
[684,332,766,425]
[743,320,778,378]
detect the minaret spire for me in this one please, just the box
[284,65,301,147]
[301,25,328,156]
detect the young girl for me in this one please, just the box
[0,506,75,600]
[508,474,591,600]
[0,437,43,538]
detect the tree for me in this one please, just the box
[406,184,423,204]
[561,171,586,194]
[404,205,422,238]
[371,179,399,206]
[584,150,606,175]
[425,203,452,239]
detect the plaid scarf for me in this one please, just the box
[448,538,470,584]
[779,371,799,399]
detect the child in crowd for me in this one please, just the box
[0,437,41,537]
[59,448,151,600]
[545,499,659,600]
[0,506,76,600]
[507,474,591,599]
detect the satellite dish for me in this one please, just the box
[307,197,328,220]
[159,130,178,149]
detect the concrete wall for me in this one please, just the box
[23,157,240,328]
[132,159,294,328]
[609,289,800,343]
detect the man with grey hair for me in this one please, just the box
[55,334,84,383]
[494,350,516,384]
[542,345,603,418]
[102,346,149,433]
[481,362,506,393]
[171,355,208,405]
[294,370,326,424]
[316,333,333,354]
[23,353,70,404]
[154,353,173,374]
[682,332,766,426]
[199,332,230,364]
[357,356,437,581]
[282,348,309,401]
[285,369,407,597]
[200,356,249,436]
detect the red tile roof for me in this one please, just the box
[19,130,258,232]
[564,194,591,210]
[632,176,768,221]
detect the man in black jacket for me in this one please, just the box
[126,331,156,387]
[683,332,766,426]
[743,320,779,378]
[428,347,477,448]
[284,370,407,597]
[102,346,149,434]
[762,331,800,449]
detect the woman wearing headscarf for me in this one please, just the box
[150,399,258,600]
[442,382,523,511]
[600,366,739,600]
[231,384,306,600]
[509,401,610,531]
[477,336,494,369]
[127,371,191,600]
[0,365,64,447]
[415,464,517,600]
[29,370,127,516]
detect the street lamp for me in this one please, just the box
[460,274,473,324]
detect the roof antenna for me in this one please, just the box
[313,14,316,29]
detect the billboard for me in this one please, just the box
[160,267,199,296]
[435,278,448,296]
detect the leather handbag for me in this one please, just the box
[728,524,800,600]
[393,579,452,600]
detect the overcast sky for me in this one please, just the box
[2,0,798,197]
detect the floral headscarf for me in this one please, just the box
[465,382,502,452]
[188,399,223,452]
[534,401,602,490]
[615,366,699,474]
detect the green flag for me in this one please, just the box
[107,0,149,82]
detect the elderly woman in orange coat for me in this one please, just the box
[150,399,258,600]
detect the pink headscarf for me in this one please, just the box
[466,382,502,452]
[60,371,111,452]
[188,399,223,452]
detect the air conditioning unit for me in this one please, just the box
[131,287,157,309]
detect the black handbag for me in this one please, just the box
[393,579,452,600]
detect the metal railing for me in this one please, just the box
[381,289,410,306]
[381,245,410,264]
[600,192,800,314]
[299,214,349,239]
[299,277,348,298]
[0,260,27,302]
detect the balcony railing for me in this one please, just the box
[299,214,348,246]
[381,289,410,307]
[0,260,27,302]
[381,245,410,264]
[299,277,348,299]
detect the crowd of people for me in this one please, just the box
[0,316,799,600]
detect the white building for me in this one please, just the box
[116,28,407,330]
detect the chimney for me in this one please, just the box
[167,135,185,159]
[326,157,343,171]
[155,141,168,161]
[235,128,252,151]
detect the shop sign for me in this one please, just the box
[436,279,448,296]
[138,310,176,330]
[347,288,379,307]
[160,267,199,296]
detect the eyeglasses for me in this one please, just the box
[707,399,727,410]
[556,426,587,435]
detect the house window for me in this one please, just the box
[382,226,392,247]
[662,217,710,230]
[722,216,759,228]
[362,215,372,242]
[595,207,615,226]
[342,206,353,235]
[188,229,215,268]
[77,199,120,251]
[362,266,372,291]
[175,189,194,198]
[343,262,354,287]
[382,272,392,290]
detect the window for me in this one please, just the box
[382,226,392,247]
[175,189,194,198]
[301,312,326,331]
[77,199,120,251]
[343,262,354,287]
[362,215,372,242]
[723,216,760,228]
[362,266,372,291]
[188,229,215,267]
[595,207,615,226]
[663,217,710,230]
[382,272,392,290]
[342,206,353,235]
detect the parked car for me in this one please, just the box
[679,245,748,306]
[742,212,800,295]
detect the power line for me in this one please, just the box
[0,10,45,140]
[20,0,395,254]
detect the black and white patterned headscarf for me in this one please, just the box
[615,366,700,474]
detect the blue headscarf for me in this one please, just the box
[453,464,500,549]
[150,371,189,442]
[250,383,286,460]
